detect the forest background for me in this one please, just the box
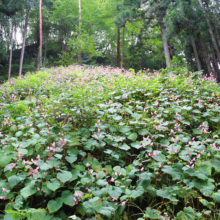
[0,0,220,82]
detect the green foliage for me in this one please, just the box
[0,65,220,219]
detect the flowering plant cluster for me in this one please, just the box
[0,66,219,219]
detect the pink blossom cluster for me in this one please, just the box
[146,151,159,158]
[137,163,144,172]
[1,115,12,128]
[6,163,16,171]
[73,192,83,206]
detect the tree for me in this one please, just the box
[159,15,171,68]
[19,6,30,76]
[38,0,43,69]
[8,20,14,80]
[191,36,202,71]
[197,0,220,63]
[78,0,82,65]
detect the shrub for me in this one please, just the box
[0,65,220,219]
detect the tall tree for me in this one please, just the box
[38,0,43,69]
[19,6,30,76]
[159,16,171,68]
[117,28,120,67]
[197,32,213,75]
[197,0,220,63]
[8,20,14,80]
[191,36,202,71]
[78,0,82,65]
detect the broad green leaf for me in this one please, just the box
[52,127,60,134]
[119,127,131,133]
[18,149,28,155]
[157,189,171,199]
[154,154,166,163]
[89,197,102,212]
[131,141,141,149]
[8,175,21,188]
[211,159,220,172]
[160,139,170,146]
[0,155,11,167]
[177,207,195,220]
[81,128,91,137]
[99,207,115,217]
[118,144,130,151]
[61,190,75,206]
[138,179,151,189]
[144,207,162,219]
[3,213,13,220]
[57,170,72,183]
[47,198,63,213]
[39,163,52,171]
[108,186,122,198]
[65,154,77,164]
[47,179,60,192]
[129,186,144,198]
[20,185,37,198]
[212,192,220,203]
[26,209,46,220]
[127,133,138,141]
[96,179,108,186]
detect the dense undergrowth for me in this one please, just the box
[0,65,220,220]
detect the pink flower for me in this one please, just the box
[88,170,93,174]
[111,177,116,181]
[36,155,40,160]
[2,187,6,192]
[122,201,126,206]
[86,163,91,167]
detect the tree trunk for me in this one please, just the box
[65,33,70,52]
[14,23,17,49]
[168,41,173,60]
[60,33,64,51]
[38,0,43,70]
[140,28,144,68]
[211,52,220,82]
[0,24,2,47]
[117,28,120,68]
[8,20,14,81]
[19,7,30,77]
[213,24,220,49]
[191,36,202,71]
[44,29,49,64]
[159,17,171,68]
[197,32,213,75]
[209,43,220,82]
[198,0,220,63]
[78,0,82,65]
[121,27,125,68]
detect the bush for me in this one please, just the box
[0,65,220,219]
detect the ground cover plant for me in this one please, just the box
[0,65,220,220]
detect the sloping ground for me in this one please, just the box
[0,65,220,220]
